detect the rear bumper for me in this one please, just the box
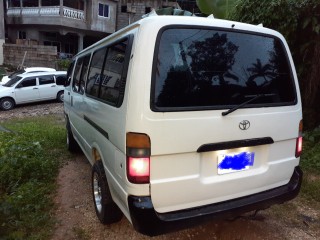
[128,166,303,236]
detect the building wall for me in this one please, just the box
[89,0,117,33]
[3,44,57,68]
[0,0,5,64]
[116,0,179,30]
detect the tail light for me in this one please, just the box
[295,120,303,158]
[126,133,150,184]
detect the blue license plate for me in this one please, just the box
[217,152,255,175]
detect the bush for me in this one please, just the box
[229,0,320,129]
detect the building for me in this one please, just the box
[2,0,197,66]
[0,0,5,65]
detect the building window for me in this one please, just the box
[23,0,38,7]
[42,0,60,7]
[98,3,109,18]
[8,0,20,7]
[18,31,26,39]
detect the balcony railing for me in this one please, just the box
[7,7,85,21]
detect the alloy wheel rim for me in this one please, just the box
[93,172,102,213]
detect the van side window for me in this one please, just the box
[100,40,128,105]
[86,47,107,97]
[73,58,83,92]
[66,60,75,87]
[72,54,91,94]
[86,38,130,106]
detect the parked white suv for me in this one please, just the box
[0,67,56,85]
[0,71,66,110]
[64,15,303,236]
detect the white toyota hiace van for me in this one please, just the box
[64,15,303,235]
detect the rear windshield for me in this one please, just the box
[151,27,297,111]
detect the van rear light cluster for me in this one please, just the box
[126,133,151,184]
[295,120,303,158]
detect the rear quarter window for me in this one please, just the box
[151,27,297,111]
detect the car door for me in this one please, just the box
[37,74,57,100]
[14,77,40,103]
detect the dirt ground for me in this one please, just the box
[51,154,319,240]
[1,102,319,240]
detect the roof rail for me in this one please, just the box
[142,7,193,18]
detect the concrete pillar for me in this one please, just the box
[78,33,84,52]
[0,0,5,65]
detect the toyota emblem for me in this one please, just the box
[239,120,250,130]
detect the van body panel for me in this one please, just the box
[64,15,302,235]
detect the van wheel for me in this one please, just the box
[0,98,15,110]
[92,161,123,224]
[66,121,80,152]
[57,91,64,102]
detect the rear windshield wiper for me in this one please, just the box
[221,94,274,116]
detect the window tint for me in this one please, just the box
[99,41,128,105]
[153,28,296,111]
[72,55,90,94]
[39,75,55,85]
[86,38,130,107]
[56,75,67,85]
[19,78,36,87]
[86,47,107,97]
[66,60,75,87]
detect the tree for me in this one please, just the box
[196,0,238,18]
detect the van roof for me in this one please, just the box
[75,15,282,57]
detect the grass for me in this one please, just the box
[300,126,320,202]
[0,115,68,240]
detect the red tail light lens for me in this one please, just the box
[126,133,151,184]
[127,157,150,183]
[295,136,303,158]
[295,120,303,158]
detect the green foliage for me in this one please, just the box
[299,126,320,202]
[56,59,71,71]
[196,0,238,18]
[0,116,67,239]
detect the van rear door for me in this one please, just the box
[147,27,302,213]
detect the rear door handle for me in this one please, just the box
[33,87,38,90]
[51,85,56,87]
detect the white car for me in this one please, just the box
[0,71,66,110]
[1,67,56,85]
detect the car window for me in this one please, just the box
[72,55,90,94]
[39,75,55,85]
[3,76,22,87]
[152,28,297,111]
[19,78,37,88]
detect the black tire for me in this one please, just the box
[0,98,15,111]
[57,91,64,102]
[66,120,80,152]
[92,161,123,224]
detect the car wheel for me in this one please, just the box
[66,121,80,152]
[57,91,64,102]
[92,161,123,224]
[0,98,15,111]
